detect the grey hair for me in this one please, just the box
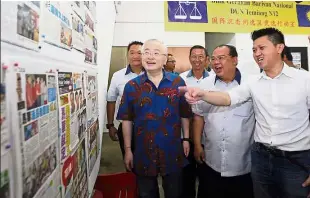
[141,39,168,55]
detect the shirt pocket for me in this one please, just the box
[233,101,253,117]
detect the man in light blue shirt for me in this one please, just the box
[192,45,255,198]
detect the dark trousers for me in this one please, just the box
[251,142,310,198]
[199,162,254,198]
[137,171,183,198]
[182,142,205,198]
[117,123,135,157]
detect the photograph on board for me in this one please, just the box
[17,2,40,42]
[25,74,48,110]
[60,23,72,47]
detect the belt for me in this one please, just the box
[257,142,309,173]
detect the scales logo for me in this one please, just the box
[168,1,208,23]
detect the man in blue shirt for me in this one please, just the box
[117,39,191,198]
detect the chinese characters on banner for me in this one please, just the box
[165,1,310,34]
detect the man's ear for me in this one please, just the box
[277,43,285,55]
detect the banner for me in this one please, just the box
[164,1,310,34]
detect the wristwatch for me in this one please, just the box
[182,138,191,142]
[106,123,114,129]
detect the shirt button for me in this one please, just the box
[222,139,224,141]
[222,150,225,152]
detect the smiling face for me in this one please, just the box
[127,44,142,67]
[142,40,167,72]
[252,35,284,70]
[189,48,208,71]
[211,46,237,79]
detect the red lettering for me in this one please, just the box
[250,19,255,26]
[235,19,241,25]
[242,19,248,25]
[212,17,218,24]
[220,18,226,24]
[284,21,289,27]
[228,18,234,24]
[256,20,262,26]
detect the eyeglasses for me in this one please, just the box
[142,51,166,58]
[211,55,231,62]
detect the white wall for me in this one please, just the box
[113,1,205,46]
[96,1,116,136]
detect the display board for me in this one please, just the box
[164,1,310,34]
[1,1,101,198]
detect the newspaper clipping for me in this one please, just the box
[88,118,99,175]
[16,71,60,198]
[61,138,88,198]
[58,72,87,161]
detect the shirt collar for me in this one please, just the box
[260,62,294,79]
[186,69,209,79]
[140,69,173,84]
[125,65,144,75]
[214,68,242,85]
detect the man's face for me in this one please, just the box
[166,55,176,71]
[127,44,142,67]
[211,47,237,78]
[252,36,284,70]
[189,48,208,71]
[142,41,167,72]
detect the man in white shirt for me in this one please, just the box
[179,45,210,198]
[180,28,310,198]
[192,44,254,198]
[106,41,144,156]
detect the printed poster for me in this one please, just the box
[61,138,88,198]
[58,72,87,161]
[84,27,97,65]
[86,74,98,126]
[40,1,72,49]
[88,118,99,175]
[14,65,60,198]
[1,153,11,198]
[1,71,10,155]
[1,1,40,50]
[72,11,85,52]
[0,66,12,198]
[71,1,85,22]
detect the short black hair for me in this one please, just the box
[189,45,209,57]
[214,44,238,57]
[282,46,293,61]
[251,28,285,45]
[127,41,143,52]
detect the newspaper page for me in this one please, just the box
[15,65,60,198]
[85,73,100,192]
[0,66,12,198]
[61,137,88,198]
[88,118,99,175]
[1,1,40,51]
[58,72,87,161]
[86,74,98,127]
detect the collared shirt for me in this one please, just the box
[180,69,210,142]
[106,65,144,103]
[116,70,192,176]
[228,63,310,151]
[193,69,255,177]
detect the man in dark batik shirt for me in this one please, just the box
[117,39,192,198]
